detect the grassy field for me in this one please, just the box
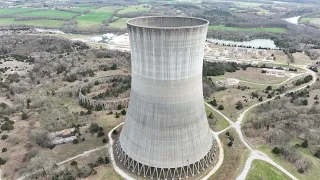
[300,17,320,28]
[209,25,287,33]
[246,160,291,180]
[0,7,38,15]
[258,145,320,180]
[117,5,150,14]
[19,10,77,19]
[222,68,289,85]
[0,18,64,27]
[65,6,96,12]
[89,165,123,180]
[76,12,113,28]
[209,128,250,180]
[205,104,230,131]
[109,18,129,29]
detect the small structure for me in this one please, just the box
[49,128,77,145]
[263,68,285,76]
[216,78,240,87]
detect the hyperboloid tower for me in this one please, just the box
[116,16,216,179]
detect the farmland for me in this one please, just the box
[0,7,37,15]
[117,5,151,14]
[76,12,113,28]
[0,18,64,27]
[19,10,77,19]
[109,18,129,29]
[209,25,287,33]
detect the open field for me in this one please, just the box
[222,68,289,84]
[0,7,38,15]
[209,128,250,180]
[109,18,129,29]
[64,6,96,12]
[19,10,77,19]
[246,160,291,180]
[209,25,287,33]
[117,5,151,14]
[88,165,123,180]
[258,145,320,180]
[0,18,64,27]
[76,12,113,28]
[300,17,320,28]
[205,104,230,131]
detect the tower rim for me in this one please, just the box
[126,16,209,30]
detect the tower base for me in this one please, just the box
[114,139,217,180]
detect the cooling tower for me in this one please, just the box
[116,16,216,179]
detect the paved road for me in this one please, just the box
[205,65,316,180]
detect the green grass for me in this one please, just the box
[258,145,320,180]
[205,104,230,131]
[62,6,96,12]
[0,18,64,27]
[95,6,118,12]
[76,12,113,28]
[0,7,38,15]
[109,18,129,29]
[117,5,150,14]
[19,10,76,19]
[246,160,291,180]
[209,25,287,33]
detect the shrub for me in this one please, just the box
[229,135,234,141]
[208,113,214,119]
[86,109,92,115]
[272,147,281,154]
[266,86,272,91]
[210,99,217,106]
[97,131,105,138]
[111,64,117,70]
[99,127,103,132]
[108,111,113,115]
[301,99,308,106]
[112,130,118,135]
[1,134,8,140]
[227,141,233,147]
[1,122,14,131]
[235,101,243,110]
[218,105,224,110]
[2,148,7,152]
[102,138,108,144]
[315,150,320,159]
[226,131,230,136]
[258,97,263,101]
[301,140,308,148]
[117,104,122,110]
[105,157,110,164]
[115,112,120,118]
[89,123,100,134]
[0,158,6,165]
[71,161,78,166]
[21,112,29,120]
[121,109,126,115]
[267,94,272,98]
[73,139,79,144]
[298,167,304,174]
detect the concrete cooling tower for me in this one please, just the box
[115,16,217,179]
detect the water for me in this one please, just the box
[207,39,278,49]
[284,16,300,25]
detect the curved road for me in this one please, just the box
[206,65,316,180]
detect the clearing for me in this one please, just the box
[117,5,150,14]
[0,18,64,27]
[109,18,129,29]
[246,160,291,180]
[19,10,77,19]
[208,25,287,33]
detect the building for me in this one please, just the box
[116,16,216,179]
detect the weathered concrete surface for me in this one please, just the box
[119,17,214,169]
